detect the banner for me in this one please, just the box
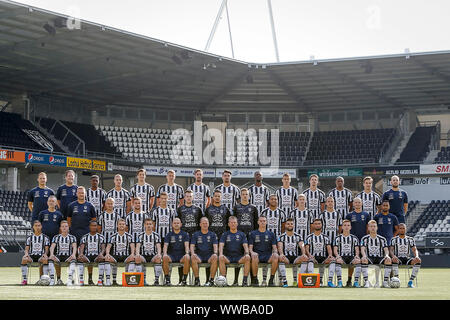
[21,129,54,152]
[25,152,66,166]
[0,149,25,163]
[67,157,106,171]
[420,164,450,175]
[215,168,297,179]
[307,168,363,178]
[144,166,216,178]
[363,166,420,176]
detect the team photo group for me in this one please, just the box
[22,168,421,288]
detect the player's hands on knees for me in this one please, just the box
[392,255,399,263]
[353,256,360,264]
[191,253,199,261]
[250,252,258,259]
[278,254,285,261]
[413,257,421,264]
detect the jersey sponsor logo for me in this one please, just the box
[143,242,154,253]
[313,242,324,255]
[285,241,296,252]
[368,246,379,256]
[87,242,98,253]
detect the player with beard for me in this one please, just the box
[382,175,408,224]
[214,170,241,214]
[248,171,270,215]
[186,169,211,212]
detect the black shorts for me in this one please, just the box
[111,255,128,263]
[141,255,155,263]
[340,256,355,265]
[85,255,100,263]
[367,256,386,265]
[398,257,413,265]
[286,255,297,264]
[314,256,327,264]
[54,255,74,263]
[29,255,44,263]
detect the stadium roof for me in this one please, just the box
[1,0,450,114]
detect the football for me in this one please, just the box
[390,277,401,289]
[40,275,51,286]
[214,276,228,287]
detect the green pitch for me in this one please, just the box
[0,267,449,300]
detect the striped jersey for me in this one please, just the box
[106,188,131,219]
[86,188,107,218]
[361,234,388,258]
[80,233,105,256]
[214,183,241,213]
[319,210,343,243]
[186,183,211,212]
[98,210,120,242]
[355,190,381,219]
[125,211,150,242]
[260,207,287,238]
[276,186,298,214]
[305,233,330,258]
[333,234,359,257]
[328,188,353,219]
[130,183,155,213]
[137,231,161,256]
[302,188,326,219]
[108,232,133,256]
[51,234,77,256]
[248,184,270,215]
[278,232,303,257]
[26,233,50,256]
[156,183,184,210]
[289,208,312,241]
[390,236,416,258]
[150,206,177,240]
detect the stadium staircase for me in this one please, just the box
[390,131,414,165]
[396,125,438,164]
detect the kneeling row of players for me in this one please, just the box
[21,215,421,288]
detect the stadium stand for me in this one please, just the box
[0,113,63,153]
[409,200,450,242]
[304,128,395,166]
[434,146,450,163]
[396,126,437,163]
[279,132,310,166]
[0,190,30,245]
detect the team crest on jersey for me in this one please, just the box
[236,235,240,240]
[179,235,182,240]
[387,218,391,223]
[248,208,252,212]
[44,191,48,196]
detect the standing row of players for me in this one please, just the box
[25,169,410,286]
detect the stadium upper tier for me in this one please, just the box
[434,146,450,163]
[410,200,450,242]
[304,128,395,166]
[0,113,64,153]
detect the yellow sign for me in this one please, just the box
[67,157,106,171]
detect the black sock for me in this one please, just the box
[182,274,187,282]
[195,277,200,282]
[89,273,93,281]
[178,267,183,282]
[269,275,275,282]
[234,268,240,283]
[243,276,248,282]
[206,267,211,282]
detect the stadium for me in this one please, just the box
[0,0,449,301]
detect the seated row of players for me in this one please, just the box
[22,207,420,288]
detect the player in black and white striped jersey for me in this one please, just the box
[151,192,178,241]
[289,194,313,244]
[104,219,135,286]
[304,219,336,287]
[215,169,241,214]
[389,223,421,288]
[260,194,288,239]
[135,218,162,286]
[98,198,120,244]
[302,174,326,220]
[77,221,106,286]
[125,198,150,242]
[248,171,270,215]
[277,219,309,287]
[86,175,106,219]
[106,174,131,219]
[355,176,381,220]
[48,221,77,286]
[328,176,353,221]
[333,220,361,288]
[319,197,343,244]
[186,169,211,212]
[130,169,155,214]
[360,220,392,288]
[156,170,184,210]
[21,220,50,285]
[276,173,298,215]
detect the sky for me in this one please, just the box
[14,0,450,63]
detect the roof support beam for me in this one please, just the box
[267,69,310,112]
[318,64,406,109]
